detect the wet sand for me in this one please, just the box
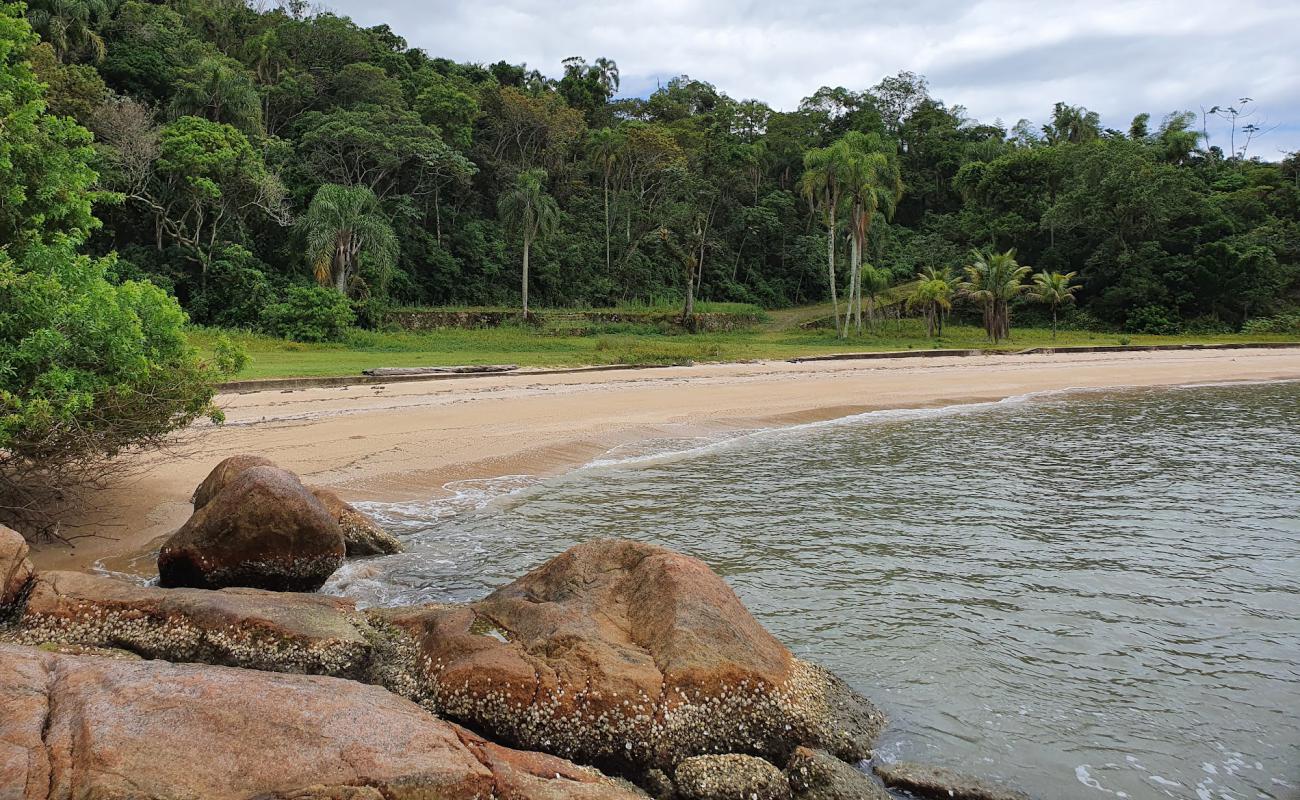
[30,347,1300,573]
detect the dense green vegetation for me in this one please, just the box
[14,0,1298,341]
[1,3,239,536]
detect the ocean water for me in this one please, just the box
[325,381,1300,800]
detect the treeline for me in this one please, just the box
[22,0,1300,334]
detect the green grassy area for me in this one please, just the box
[191,312,1300,381]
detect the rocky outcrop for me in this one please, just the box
[370,539,885,772]
[310,486,404,556]
[873,761,1032,800]
[159,465,345,591]
[787,747,891,800]
[674,754,791,800]
[191,453,278,509]
[10,570,372,677]
[0,643,646,800]
[1,525,34,612]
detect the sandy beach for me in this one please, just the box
[30,347,1300,573]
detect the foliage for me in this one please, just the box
[261,285,356,342]
[300,183,397,298]
[0,0,1296,355]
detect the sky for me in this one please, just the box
[323,0,1300,158]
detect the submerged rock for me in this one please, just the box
[873,761,1032,800]
[0,643,646,799]
[191,453,278,510]
[1,525,34,612]
[674,754,791,800]
[371,539,885,772]
[11,570,372,677]
[786,747,891,800]
[159,465,345,592]
[310,486,404,556]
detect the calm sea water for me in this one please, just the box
[326,381,1300,800]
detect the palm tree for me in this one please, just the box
[1029,270,1080,339]
[839,131,903,336]
[960,249,1031,343]
[799,144,849,335]
[587,128,623,274]
[860,265,891,333]
[171,54,264,135]
[26,0,112,63]
[908,267,955,337]
[498,168,560,318]
[301,184,398,298]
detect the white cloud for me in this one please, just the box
[325,0,1300,156]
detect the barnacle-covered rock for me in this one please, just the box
[1,524,34,612]
[674,754,790,800]
[160,465,345,592]
[369,539,885,773]
[0,643,647,799]
[786,747,891,799]
[873,761,1033,800]
[10,570,372,677]
[309,486,404,557]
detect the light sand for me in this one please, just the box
[30,348,1300,573]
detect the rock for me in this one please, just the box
[370,539,885,772]
[1,524,34,611]
[786,747,891,800]
[159,465,345,592]
[11,570,372,677]
[674,754,790,800]
[0,643,647,800]
[310,486,404,556]
[873,761,1032,800]
[191,453,278,509]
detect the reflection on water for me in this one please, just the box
[325,381,1300,800]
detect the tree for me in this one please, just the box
[170,52,264,135]
[498,168,560,317]
[799,143,849,333]
[1028,270,1080,338]
[908,265,955,337]
[961,249,1030,342]
[300,183,398,298]
[99,113,290,276]
[839,131,903,335]
[1,5,234,538]
[587,127,623,274]
[24,0,111,63]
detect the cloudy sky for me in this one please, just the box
[326,0,1300,157]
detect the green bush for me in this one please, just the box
[187,245,278,329]
[1241,313,1300,335]
[261,286,356,342]
[1126,305,1181,335]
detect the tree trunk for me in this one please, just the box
[521,236,531,318]
[1052,307,1058,340]
[826,225,840,336]
[603,175,610,273]
[683,263,696,325]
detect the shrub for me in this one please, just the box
[1125,305,1180,335]
[186,245,278,329]
[1241,314,1300,335]
[0,245,235,536]
[261,286,356,342]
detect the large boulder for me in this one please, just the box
[310,486,404,556]
[159,465,345,591]
[191,453,278,510]
[370,539,885,772]
[0,643,646,800]
[10,571,372,678]
[1,525,34,612]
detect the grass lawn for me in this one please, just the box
[191,310,1300,381]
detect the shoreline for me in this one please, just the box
[29,347,1300,574]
